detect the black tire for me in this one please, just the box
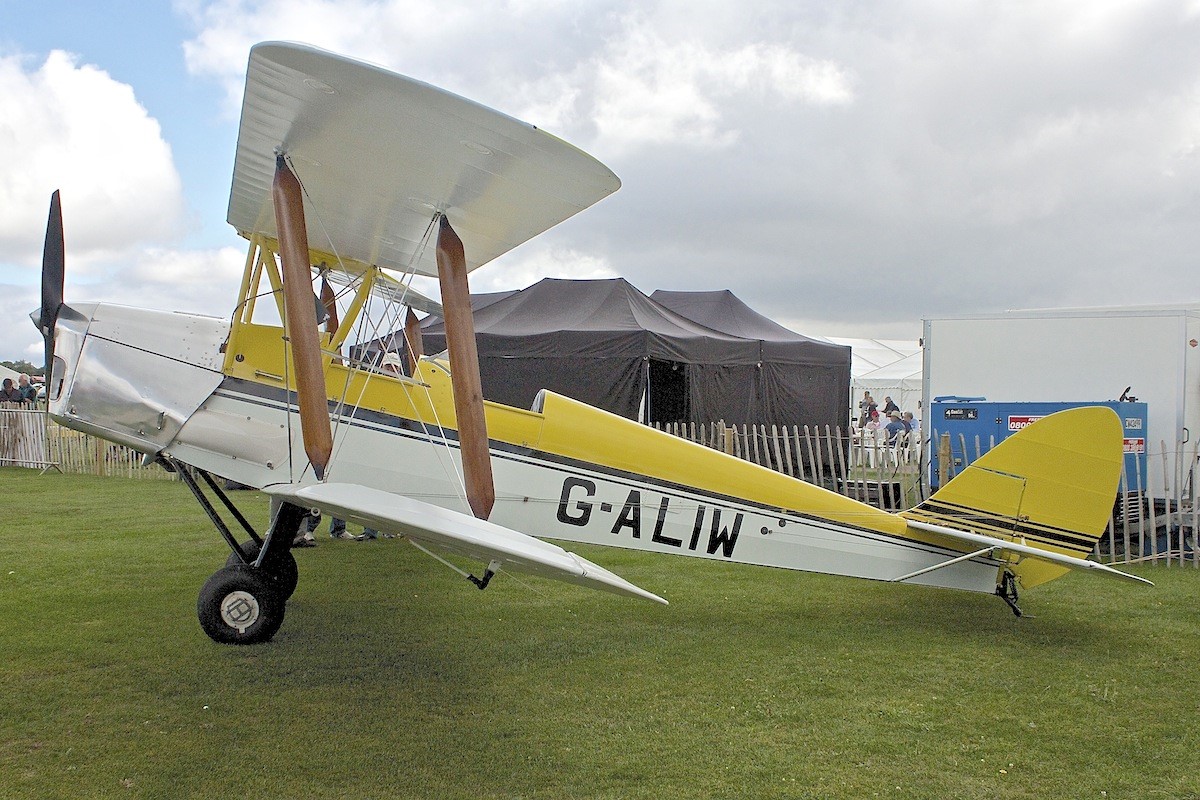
[197,565,286,645]
[226,539,299,600]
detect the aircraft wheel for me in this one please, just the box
[226,539,299,600]
[197,565,286,645]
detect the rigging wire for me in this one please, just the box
[287,158,475,514]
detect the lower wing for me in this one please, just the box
[265,482,668,605]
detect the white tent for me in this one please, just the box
[818,338,922,419]
[0,364,21,383]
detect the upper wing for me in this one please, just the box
[228,41,621,277]
[265,482,667,604]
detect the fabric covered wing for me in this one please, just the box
[265,483,667,604]
[229,41,621,277]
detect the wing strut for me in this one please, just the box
[435,215,495,520]
[404,307,424,375]
[272,154,333,479]
[890,546,997,584]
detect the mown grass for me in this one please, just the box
[1,467,1198,799]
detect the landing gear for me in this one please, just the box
[227,538,299,600]
[163,456,308,644]
[197,565,287,644]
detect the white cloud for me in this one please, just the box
[590,16,853,154]
[0,51,187,266]
[178,0,481,112]
[0,47,201,363]
[471,245,619,293]
[162,1,1200,343]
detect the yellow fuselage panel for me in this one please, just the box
[222,324,906,539]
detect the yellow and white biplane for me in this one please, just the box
[33,42,1149,644]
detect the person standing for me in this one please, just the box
[17,374,38,404]
[858,391,877,428]
[1,378,22,403]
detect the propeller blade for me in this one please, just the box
[435,215,495,520]
[272,155,333,479]
[40,190,65,374]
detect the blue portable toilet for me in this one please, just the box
[928,398,1148,491]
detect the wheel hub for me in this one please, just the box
[221,590,260,633]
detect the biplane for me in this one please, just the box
[32,42,1148,645]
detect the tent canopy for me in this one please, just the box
[819,337,922,416]
[416,278,849,430]
[652,289,843,365]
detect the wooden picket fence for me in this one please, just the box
[653,420,1199,568]
[651,421,922,510]
[0,405,173,479]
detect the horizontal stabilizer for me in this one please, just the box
[265,483,667,605]
[903,518,1153,586]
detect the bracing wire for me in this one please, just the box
[287,158,475,513]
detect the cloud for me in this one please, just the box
[0,245,245,365]
[0,50,187,267]
[0,47,200,363]
[177,0,497,112]
[474,245,620,293]
[590,16,853,154]
[168,0,1200,344]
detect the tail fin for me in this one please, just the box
[905,407,1123,588]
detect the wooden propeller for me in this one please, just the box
[272,155,333,479]
[38,190,64,378]
[435,215,495,520]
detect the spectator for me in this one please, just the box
[296,510,388,543]
[380,352,404,376]
[881,396,899,415]
[884,410,907,442]
[858,391,877,428]
[17,374,37,404]
[1,378,22,403]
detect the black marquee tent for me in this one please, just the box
[650,288,851,429]
[414,278,850,431]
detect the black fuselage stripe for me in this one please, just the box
[214,378,985,562]
[914,500,1094,550]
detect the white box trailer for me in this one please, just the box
[922,306,1200,498]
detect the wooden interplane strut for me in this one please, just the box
[272,155,333,479]
[404,308,423,375]
[435,215,495,520]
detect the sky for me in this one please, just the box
[2,0,1199,364]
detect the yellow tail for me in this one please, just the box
[905,407,1123,589]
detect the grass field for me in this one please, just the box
[1,467,1198,799]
